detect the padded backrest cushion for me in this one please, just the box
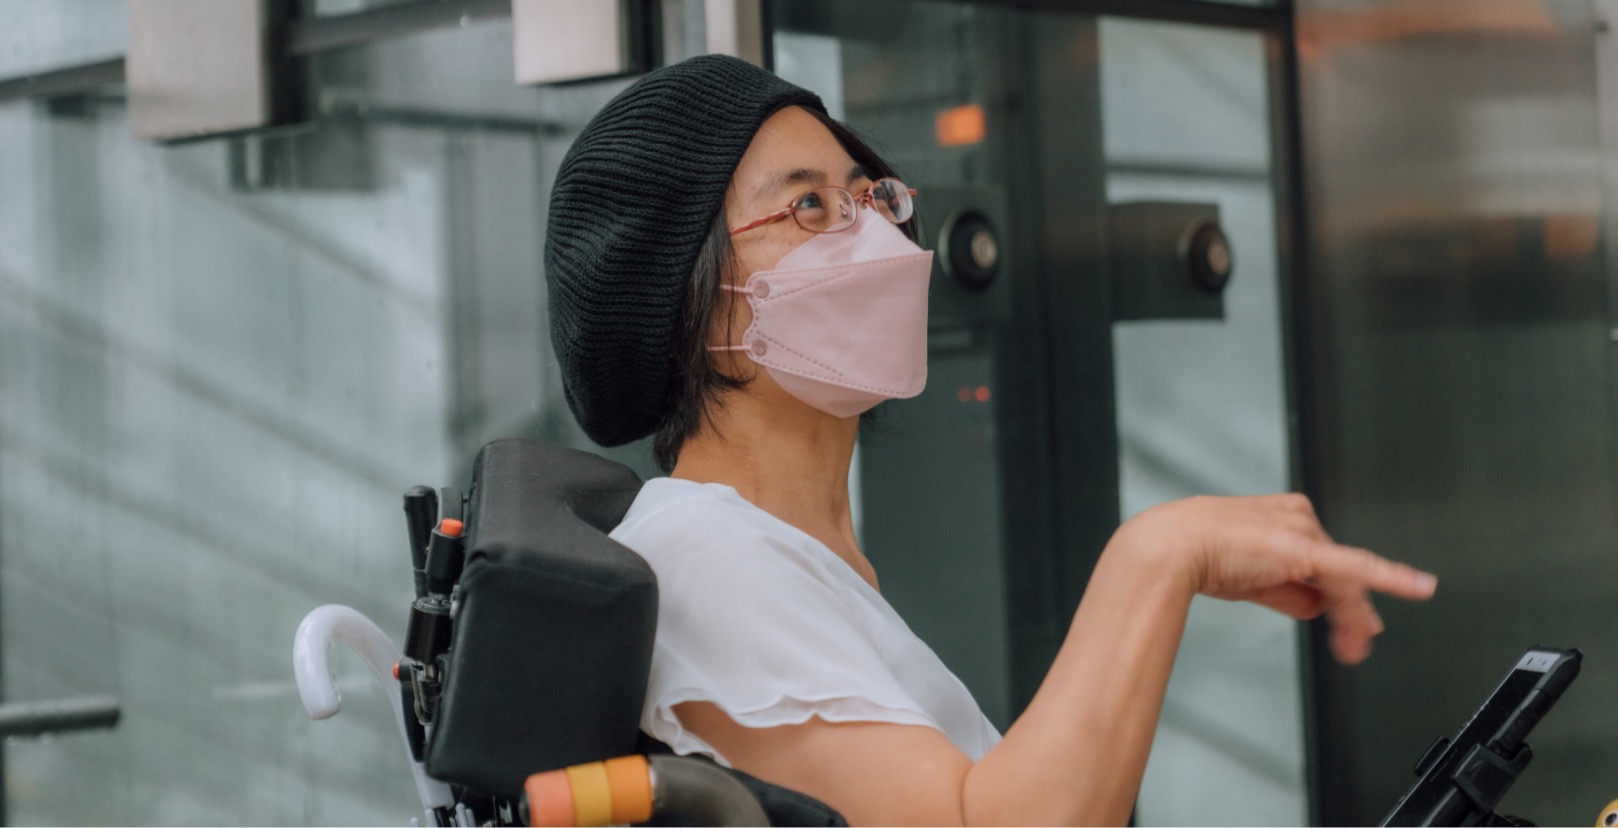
[424,439,652,798]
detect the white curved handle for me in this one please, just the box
[293,604,453,812]
[293,604,402,719]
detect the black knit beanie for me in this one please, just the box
[545,55,825,447]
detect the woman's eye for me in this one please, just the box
[795,192,825,212]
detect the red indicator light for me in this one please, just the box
[957,386,972,403]
[975,386,991,403]
[438,518,464,537]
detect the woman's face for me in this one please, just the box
[725,105,871,279]
[710,106,869,364]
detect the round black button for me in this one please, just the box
[1180,220,1233,294]
[940,209,1000,292]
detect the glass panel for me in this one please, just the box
[1302,2,1614,824]
[0,0,127,77]
[776,0,1019,731]
[1100,17,1302,827]
[0,13,654,825]
[776,11,1303,824]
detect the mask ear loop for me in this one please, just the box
[707,283,759,352]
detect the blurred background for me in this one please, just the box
[0,0,1613,824]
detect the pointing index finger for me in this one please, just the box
[1311,543,1438,601]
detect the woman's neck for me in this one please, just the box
[669,395,877,589]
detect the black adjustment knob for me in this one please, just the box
[940,209,1000,292]
[1180,220,1233,293]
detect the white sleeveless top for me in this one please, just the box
[609,477,1001,766]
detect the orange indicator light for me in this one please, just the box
[935,104,986,148]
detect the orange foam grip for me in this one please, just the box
[525,769,574,827]
[604,755,654,824]
[565,762,613,826]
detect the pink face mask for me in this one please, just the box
[711,210,933,417]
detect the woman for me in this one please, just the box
[544,55,1436,826]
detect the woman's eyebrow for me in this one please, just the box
[750,164,873,202]
[752,167,826,202]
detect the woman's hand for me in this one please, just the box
[1113,493,1437,665]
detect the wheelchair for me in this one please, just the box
[293,438,846,826]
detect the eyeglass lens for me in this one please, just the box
[790,188,857,233]
[790,178,914,233]
[867,178,911,223]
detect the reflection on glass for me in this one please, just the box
[0,14,644,824]
[776,0,1016,730]
[1100,17,1301,827]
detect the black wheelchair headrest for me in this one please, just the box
[424,439,654,798]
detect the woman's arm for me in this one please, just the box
[676,493,1437,826]
[964,520,1192,825]
[676,525,1185,825]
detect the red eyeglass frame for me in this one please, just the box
[728,179,918,236]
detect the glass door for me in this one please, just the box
[772,2,1304,823]
[1099,17,1303,826]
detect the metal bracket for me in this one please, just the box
[512,0,646,85]
[127,0,306,141]
[705,0,767,67]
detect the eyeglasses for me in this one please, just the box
[729,177,917,236]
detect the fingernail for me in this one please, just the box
[1416,572,1438,594]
